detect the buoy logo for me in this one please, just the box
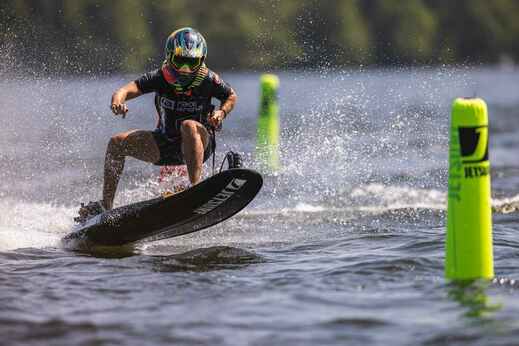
[459,126,488,163]
[459,126,489,179]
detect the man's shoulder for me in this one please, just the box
[203,68,227,88]
[143,68,166,82]
[205,68,222,81]
[136,68,168,93]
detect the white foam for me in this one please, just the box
[2,182,514,252]
[349,183,446,210]
[293,202,326,212]
[492,194,519,213]
[218,184,447,219]
[492,194,519,206]
[0,199,75,251]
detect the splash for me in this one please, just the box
[1,68,516,253]
[0,199,75,251]
[492,194,519,214]
[258,67,472,213]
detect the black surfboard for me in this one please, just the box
[63,168,262,246]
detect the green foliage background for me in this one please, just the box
[1,0,518,74]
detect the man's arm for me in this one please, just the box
[110,81,143,116]
[208,88,237,128]
[220,88,237,116]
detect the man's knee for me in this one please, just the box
[108,132,130,152]
[180,120,199,138]
[181,120,209,148]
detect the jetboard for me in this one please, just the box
[63,168,262,246]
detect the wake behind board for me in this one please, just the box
[64,168,262,246]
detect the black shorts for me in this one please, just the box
[152,130,214,166]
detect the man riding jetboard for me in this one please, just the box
[76,27,237,223]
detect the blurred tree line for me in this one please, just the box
[1,0,518,74]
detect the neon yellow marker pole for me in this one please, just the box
[256,74,280,172]
[446,98,494,280]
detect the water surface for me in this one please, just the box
[1,67,519,345]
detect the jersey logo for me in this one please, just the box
[159,97,203,113]
[174,89,193,96]
[160,97,176,110]
[175,101,203,113]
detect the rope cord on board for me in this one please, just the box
[219,151,243,173]
[210,127,242,174]
[208,106,243,176]
[211,127,216,176]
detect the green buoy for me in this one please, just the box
[446,98,494,280]
[256,74,280,172]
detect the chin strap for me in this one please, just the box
[161,62,208,92]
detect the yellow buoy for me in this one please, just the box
[256,74,280,172]
[445,98,494,280]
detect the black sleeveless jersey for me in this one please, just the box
[135,66,233,138]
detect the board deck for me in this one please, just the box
[63,169,263,246]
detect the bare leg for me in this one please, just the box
[180,120,209,185]
[102,130,160,209]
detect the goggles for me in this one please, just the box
[170,55,203,71]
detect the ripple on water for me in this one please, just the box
[149,246,264,272]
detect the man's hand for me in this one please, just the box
[110,102,128,116]
[208,110,226,130]
[111,91,129,117]
[110,81,142,118]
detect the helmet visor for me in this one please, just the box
[170,55,203,71]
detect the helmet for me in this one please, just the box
[164,27,207,75]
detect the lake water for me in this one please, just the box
[1,67,519,345]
